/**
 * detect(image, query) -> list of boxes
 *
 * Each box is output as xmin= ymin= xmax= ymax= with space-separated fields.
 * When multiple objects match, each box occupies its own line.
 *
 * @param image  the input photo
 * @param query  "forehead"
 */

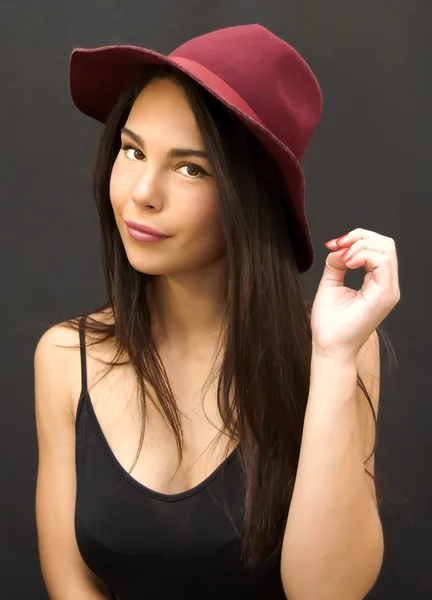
xmin=125 ymin=78 xmax=201 ymax=141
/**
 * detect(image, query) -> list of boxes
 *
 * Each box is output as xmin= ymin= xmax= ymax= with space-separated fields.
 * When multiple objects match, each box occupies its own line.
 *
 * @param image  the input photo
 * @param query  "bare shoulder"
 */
xmin=35 ymin=308 xmax=114 ymax=356
xmin=34 ymin=320 xmax=82 ymax=423
xmin=36 ymin=320 xmax=79 ymax=353
xmin=34 ymin=309 xmax=114 ymax=417
xmin=35 ymin=316 xmax=88 ymax=370
xmin=34 ymin=310 xmax=116 ymax=417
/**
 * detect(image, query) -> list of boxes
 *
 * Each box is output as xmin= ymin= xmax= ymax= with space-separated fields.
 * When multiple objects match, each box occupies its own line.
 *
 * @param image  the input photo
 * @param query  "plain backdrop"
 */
xmin=0 ymin=1 xmax=430 ymax=598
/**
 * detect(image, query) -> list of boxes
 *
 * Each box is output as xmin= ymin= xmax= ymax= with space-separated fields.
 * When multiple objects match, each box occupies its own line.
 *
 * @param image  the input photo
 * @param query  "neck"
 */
xmin=148 ymin=259 xmax=227 ymax=354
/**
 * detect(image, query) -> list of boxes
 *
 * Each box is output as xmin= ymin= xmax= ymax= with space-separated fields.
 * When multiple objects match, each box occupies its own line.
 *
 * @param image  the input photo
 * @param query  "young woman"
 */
xmin=34 ymin=24 xmax=400 ymax=600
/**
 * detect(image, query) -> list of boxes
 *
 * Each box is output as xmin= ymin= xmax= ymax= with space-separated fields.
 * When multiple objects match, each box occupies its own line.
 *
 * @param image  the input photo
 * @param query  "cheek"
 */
xmin=110 ymin=156 xmax=139 ymax=217
xmin=109 ymin=159 xmax=125 ymax=212
xmin=179 ymin=190 xmax=225 ymax=258
xmin=182 ymin=190 xmax=222 ymax=237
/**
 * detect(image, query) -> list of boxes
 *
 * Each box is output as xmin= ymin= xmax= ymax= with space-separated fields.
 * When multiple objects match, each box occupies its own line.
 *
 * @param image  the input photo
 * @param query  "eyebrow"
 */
xmin=120 ymin=127 xmax=209 ymax=160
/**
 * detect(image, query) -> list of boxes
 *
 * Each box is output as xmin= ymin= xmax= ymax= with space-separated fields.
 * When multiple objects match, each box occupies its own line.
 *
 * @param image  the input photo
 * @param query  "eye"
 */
xmin=177 ymin=164 xmax=207 ymax=179
xmin=120 ymin=143 xmax=144 ymax=161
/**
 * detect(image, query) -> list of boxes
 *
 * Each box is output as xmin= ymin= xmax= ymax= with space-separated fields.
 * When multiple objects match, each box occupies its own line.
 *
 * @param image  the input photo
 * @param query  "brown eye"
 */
xmin=186 ymin=165 xmax=200 ymax=177
xmin=178 ymin=164 xmax=206 ymax=178
xmin=121 ymin=144 xmax=144 ymax=161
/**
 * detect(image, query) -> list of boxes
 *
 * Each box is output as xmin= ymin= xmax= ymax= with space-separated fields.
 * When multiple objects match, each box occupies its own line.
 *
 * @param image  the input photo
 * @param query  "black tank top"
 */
xmin=75 ymin=316 xmax=287 ymax=599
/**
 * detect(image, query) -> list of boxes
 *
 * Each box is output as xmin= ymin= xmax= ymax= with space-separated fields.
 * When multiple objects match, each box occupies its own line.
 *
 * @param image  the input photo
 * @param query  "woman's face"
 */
xmin=110 ymin=77 xmax=225 ymax=276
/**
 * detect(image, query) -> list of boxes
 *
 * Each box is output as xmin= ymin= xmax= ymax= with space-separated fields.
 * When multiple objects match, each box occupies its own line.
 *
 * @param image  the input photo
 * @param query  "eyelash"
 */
xmin=120 ymin=143 xmax=208 ymax=178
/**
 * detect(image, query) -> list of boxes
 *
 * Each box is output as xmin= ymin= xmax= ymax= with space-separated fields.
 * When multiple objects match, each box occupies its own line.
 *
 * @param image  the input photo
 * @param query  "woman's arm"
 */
xmin=280 ymin=331 xmax=384 ymax=600
xmin=35 ymin=324 xmax=111 ymax=600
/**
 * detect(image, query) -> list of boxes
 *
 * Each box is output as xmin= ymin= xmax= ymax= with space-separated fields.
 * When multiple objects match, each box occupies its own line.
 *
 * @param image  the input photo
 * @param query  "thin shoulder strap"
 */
xmin=78 ymin=315 xmax=88 ymax=395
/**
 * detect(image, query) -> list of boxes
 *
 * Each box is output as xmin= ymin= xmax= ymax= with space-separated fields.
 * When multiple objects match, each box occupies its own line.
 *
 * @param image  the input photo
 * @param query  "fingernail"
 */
xmin=335 ymin=235 xmax=347 ymax=245
xmin=324 ymin=238 xmax=338 ymax=247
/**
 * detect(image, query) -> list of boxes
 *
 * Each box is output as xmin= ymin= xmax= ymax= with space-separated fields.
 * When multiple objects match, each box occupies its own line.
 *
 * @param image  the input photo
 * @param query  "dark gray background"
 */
xmin=1 ymin=1 xmax=430 ymax=598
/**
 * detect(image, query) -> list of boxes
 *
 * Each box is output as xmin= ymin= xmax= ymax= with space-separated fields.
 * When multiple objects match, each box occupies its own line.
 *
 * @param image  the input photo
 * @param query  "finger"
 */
xmin=320 ymin=248 xmax=350 ymax=288
xmin=342 ymin=238 xmax=399 ymax=293
xmin=342 ymin=249 xmax=395 ymax=296
xmin=325 ymin=228 xmax=391 ymax=251
xmin=340 ymin=239 xmax=394 ymax=262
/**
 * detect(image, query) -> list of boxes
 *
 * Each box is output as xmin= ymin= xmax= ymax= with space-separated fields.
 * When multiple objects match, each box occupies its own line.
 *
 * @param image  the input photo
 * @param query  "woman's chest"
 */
xmin=73 ymin=347 xmax=238 ymax=496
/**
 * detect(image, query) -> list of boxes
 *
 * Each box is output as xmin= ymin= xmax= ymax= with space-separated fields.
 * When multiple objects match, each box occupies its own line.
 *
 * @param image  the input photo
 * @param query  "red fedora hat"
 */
xmin=69 ymin=24 xmax=322 ymax=272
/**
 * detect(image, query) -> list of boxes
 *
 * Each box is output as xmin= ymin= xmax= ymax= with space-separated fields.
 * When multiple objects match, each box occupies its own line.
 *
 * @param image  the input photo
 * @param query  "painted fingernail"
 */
xmin=335 ymin=235 xmax=347 ymax=245
xmin=324 ymin=238 xmax=338 ymax=247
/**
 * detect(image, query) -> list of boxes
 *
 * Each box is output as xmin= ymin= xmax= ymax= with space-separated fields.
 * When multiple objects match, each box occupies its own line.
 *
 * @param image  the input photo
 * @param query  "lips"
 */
xmin=124 ymin=220 xmax=169 ymax=238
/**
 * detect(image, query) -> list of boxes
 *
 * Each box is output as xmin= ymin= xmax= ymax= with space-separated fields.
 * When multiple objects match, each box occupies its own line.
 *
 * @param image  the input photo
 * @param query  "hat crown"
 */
xmin=170 ymin=24 xmax=322 ymax=161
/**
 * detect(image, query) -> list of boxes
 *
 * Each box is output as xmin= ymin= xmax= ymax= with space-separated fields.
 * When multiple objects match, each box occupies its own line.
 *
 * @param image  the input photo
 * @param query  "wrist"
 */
xmin=311 ymin=341 xmax=357 ymax=364
xmin=309 ymin=351 xmax=358 ymax=408
xmin=310 ymin=348 xmax=357 ymax=376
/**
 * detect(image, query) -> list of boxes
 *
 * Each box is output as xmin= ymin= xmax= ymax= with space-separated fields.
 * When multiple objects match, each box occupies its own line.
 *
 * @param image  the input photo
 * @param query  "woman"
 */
xmin=34 ymin=24 xmax=400 ymax=600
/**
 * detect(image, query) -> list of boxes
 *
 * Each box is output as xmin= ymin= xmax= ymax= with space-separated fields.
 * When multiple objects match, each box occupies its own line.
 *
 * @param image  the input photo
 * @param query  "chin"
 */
xmin=127 ymin=259 xmax=171 ymax=276
xmin=121 ymin=241 xmax=224 ymax=277
xmin=125 ymin=251 xmax=185 ymax=276
xmin=120 ymin=240 xmax=170 ymax=275
xmin=126 ymin=256 xmax=207 ymax=277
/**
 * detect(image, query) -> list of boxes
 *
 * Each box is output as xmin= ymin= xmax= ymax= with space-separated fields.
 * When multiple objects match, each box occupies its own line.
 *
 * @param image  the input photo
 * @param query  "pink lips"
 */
xmin=124 ymin=220 xmax=170 ymax=243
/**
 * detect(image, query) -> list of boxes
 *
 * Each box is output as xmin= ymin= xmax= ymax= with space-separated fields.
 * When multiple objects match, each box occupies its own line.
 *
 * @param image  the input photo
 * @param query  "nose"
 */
xmin=131 ymin=167 xmax=164 ymax=211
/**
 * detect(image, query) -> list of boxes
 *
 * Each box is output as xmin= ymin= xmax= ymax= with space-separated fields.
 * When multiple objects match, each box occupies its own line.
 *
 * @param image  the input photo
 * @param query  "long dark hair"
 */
xmin=64 ymin=64 xmax=385 ymax=568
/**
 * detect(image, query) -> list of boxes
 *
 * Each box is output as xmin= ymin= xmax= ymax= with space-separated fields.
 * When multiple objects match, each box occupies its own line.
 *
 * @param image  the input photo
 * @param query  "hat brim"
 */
xmin=69 ymin=45 xmax=313 ymax=272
